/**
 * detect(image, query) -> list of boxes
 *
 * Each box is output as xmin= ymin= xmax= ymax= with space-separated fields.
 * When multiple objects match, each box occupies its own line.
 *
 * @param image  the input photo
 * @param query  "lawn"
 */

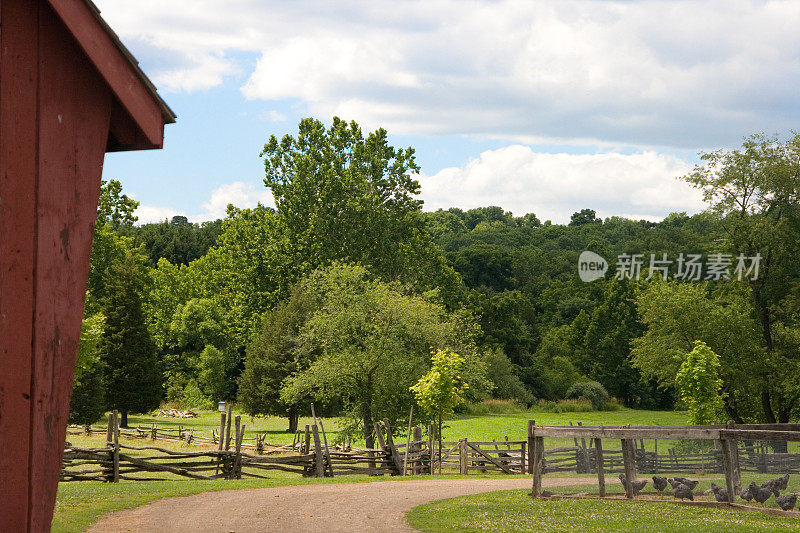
xmin=75 ymin=403 xmax=689 ymax=448
xmin=406 ymin=488 xmax=800 ymax=532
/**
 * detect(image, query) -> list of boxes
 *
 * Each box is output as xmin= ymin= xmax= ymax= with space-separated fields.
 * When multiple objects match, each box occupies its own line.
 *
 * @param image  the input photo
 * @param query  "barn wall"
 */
xmin=0 ymin=0 xmax=112 ymax=530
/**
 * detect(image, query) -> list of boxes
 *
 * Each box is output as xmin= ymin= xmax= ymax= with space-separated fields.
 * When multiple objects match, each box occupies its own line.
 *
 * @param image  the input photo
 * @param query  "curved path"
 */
xmin=88 ymin=477 xmax=594 ymax=532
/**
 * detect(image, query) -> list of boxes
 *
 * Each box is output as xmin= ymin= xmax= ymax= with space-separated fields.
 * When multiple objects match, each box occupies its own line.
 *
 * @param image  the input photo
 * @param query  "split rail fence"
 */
xmin=528 ymin=421 xmax=800 ymax=503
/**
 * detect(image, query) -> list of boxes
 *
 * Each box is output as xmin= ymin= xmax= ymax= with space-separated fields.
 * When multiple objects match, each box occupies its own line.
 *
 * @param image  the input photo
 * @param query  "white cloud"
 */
xmin=95 ymin=0 xmax=800 ymax=148
xmin=135 ymin=204 xmax=185 ymax=224
xmin=134 ymin=181 xmax=274 ymax=224
xmin=420 ymin=146 xmax=703 ymax=223
xmin=194 ymin=181 xmax=275 ymax=222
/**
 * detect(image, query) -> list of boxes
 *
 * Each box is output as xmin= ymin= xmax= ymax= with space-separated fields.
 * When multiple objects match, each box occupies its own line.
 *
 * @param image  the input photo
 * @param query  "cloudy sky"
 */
xmin=96 ymin=0 xmax=800 ymax=224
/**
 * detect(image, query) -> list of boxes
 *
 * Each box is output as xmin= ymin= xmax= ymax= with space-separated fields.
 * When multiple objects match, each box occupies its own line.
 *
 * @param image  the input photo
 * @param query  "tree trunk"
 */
xmin=362 ymin=402 xmax=375 ymax=450
xmin=761 ymin=390 xmax=777 ymax=424
xmin=363 ymin=402 xmax=375 ymax=470
xmin=121 ymin=409 xmax=128 ymax=428
xmin=288 ymin=407 xmax=299 ymax=433
xmin=722 ymin=388 xmax=744 ymax=424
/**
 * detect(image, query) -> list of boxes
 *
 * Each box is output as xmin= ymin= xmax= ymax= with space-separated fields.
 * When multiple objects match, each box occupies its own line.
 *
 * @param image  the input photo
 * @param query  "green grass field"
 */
xmin=68 ymin=405 xmax=800 ymax=532
xmin=78 ymin=403 xmax=689 ymax=447
xmin=406 ymin=488 xmax=800 ymax=532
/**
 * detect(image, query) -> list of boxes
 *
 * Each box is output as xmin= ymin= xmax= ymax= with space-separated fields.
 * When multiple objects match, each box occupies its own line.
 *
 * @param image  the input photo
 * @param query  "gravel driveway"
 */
xmin=87 ymin=477 xmax=593 ymax=532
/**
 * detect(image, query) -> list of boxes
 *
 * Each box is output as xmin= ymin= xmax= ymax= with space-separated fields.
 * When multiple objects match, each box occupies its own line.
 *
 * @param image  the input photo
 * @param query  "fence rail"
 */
xmin=527 ymin=420 xmax=800 ymax=502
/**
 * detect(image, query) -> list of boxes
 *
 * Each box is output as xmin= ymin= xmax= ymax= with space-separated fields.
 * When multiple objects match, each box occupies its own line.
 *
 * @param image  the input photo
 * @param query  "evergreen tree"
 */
xmin=99 ymin=247 xmax=161 ymax=427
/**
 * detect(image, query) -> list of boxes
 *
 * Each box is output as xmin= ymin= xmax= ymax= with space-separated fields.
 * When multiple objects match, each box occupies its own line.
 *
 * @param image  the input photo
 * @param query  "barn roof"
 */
xmin=47 ymin=0 xmax=176 ymax=151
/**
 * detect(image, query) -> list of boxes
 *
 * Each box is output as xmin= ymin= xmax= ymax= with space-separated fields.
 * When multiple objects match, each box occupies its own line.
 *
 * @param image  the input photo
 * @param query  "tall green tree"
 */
xmin=99 ymin=247 xmax=161 ymax=427
xmin=631 ymin=281 xmax=765 ymax=422
xmin=581 ymin=280 xmax=647 ymax=406
xmin=261 ymin=117 xmax=463 ymax=304
xmin=69 ymin=314 xmax=107 ymax=425
xmin=238 ymin=287 xmax=317 ymax=432
xmin=682 ymin=133 xmax=800 ymax=422
xmin=281 ymin=264 xmax=487 ymax=449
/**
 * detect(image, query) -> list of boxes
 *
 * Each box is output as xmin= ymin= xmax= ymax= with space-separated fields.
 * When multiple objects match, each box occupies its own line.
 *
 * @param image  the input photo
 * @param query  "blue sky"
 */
xmin=96 ymin=0 xmax=800 ymax=224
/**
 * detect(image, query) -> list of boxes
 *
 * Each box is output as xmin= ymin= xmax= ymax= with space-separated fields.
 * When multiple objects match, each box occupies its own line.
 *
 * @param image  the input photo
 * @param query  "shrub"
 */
xmin=565 ymin=381 xmax=609 ymax=410
xmin=534 ymin=399 xmax=595 ymax=413
xmin=459 ymin=399 xmax=529 ymax=415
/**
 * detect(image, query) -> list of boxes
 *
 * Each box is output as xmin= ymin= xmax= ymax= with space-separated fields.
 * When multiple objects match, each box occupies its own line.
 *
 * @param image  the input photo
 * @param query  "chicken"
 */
xmin=619 ymin=473 xmax=647 ymax=495
xmin=762 ymin=473 xmax=790 ymax=497
xmin=673 ymin=477 xmax=699 ymax=490
xmin=776 ymin=493 xmax=797 ymax=511
xmin=673 ymin=483 xmax=694 ymax=501
xmin=739 ymin=481 xmax=756 ymax=502
xmin=753 ymin=484 xmax=773 ymax=504
xmin=710 ymin=482 xmax=728 ymax=502
xmin=652 ymin=476 xmax=668 ymax=493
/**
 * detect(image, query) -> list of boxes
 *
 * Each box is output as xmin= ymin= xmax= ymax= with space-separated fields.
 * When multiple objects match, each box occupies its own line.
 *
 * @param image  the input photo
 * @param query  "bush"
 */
xmin=565 ymin=381 xmax=609 ymax=410
xmin=459 ymin=399 xmax=529 ymax=415
xmin=181 ymin=379 xmax=213 ymax=410
xmin=533 ymin=399 xmax=595 ymax=413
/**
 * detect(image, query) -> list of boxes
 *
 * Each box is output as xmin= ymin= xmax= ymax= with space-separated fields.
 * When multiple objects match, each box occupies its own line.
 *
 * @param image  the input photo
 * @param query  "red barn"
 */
xmin=0 ymin=0 xmax=174 ymax=530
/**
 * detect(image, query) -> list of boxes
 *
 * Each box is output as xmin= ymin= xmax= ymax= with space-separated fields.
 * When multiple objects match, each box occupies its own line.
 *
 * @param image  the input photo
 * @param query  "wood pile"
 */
xmin=155 ymin=408 xmax=198 ymax=418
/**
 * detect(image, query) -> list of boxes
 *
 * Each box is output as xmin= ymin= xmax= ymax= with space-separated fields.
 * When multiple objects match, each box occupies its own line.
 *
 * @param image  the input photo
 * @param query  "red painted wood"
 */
xmin=46 ymin=0 xmax=171 ymax=149
xmin=0 ymin=1 xmax=170 ymax=530
xmin=26 ymin=3 xmax=113 ymax=530
xmin=0 ymin=0 xmax=40 ymax=529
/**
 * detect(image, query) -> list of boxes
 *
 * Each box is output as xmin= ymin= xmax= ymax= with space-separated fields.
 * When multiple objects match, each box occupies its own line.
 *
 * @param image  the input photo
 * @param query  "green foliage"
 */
xmin=411 ymin=349 xmax=469 ymax=418
xmin=675 ymin=341 xmax=724 ymax=425
xmin=123 ymin=217 xmax=223 ymax=266
xmin=98 ymin=247 xmax=162 ymax=426
xmin=482 ymin=349 xmax=533 ymax=404
xmin=682 ymin=133 xmax=800 ymax=423
xmin=96 ymin=179 xmax=139 ymax=229
xmin=565 ymin=381 xmax=609 ymax=410
xmin=180 ymin=379 xmax=214 ymax=410
xmin=69 ymin=314 xmax=107 ymax=425
xmin=238 ymin=286 xmax=317 ymax=431
xmin=281 ymin=264 xmax=484 ymax=446
xmin=631 ymin=281 xmax=762 ymax=422
xmin=262 ymin=117 xmax=463 ymax=306
xmin=534 ymin=399 xmax=597 ymax=413
xmin=197 ymin=345 xmax=227 ymax=402
xmin=569 ymin=208 xmax=601 ymax=226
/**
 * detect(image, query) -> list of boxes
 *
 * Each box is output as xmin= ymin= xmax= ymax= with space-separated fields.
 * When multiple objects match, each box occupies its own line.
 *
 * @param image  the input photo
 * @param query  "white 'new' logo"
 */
xmin=578 ymin=251 xmax=608 ymax=282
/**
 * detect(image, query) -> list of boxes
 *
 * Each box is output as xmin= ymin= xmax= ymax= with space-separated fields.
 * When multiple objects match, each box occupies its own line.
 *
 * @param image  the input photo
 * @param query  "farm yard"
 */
xmin=53 ymin=406 xmax=800 ymax=531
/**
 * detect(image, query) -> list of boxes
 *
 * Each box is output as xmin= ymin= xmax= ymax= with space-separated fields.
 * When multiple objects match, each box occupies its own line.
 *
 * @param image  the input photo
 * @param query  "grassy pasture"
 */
xmin=406 ymin=487 xmax=800 ymax=532
xmin=76 ymin=404 xmax=688 ymax=447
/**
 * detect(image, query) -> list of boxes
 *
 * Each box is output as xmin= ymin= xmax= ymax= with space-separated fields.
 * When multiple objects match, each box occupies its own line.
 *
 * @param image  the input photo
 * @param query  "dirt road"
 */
xmin=88 ymin=477 xmax=593 ymax=532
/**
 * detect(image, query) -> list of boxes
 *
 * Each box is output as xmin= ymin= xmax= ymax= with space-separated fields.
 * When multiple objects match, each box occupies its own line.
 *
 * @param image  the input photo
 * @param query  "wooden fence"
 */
xmin=528 ymin=421 xmax=800 ymax=502
xmin=61 ymin=413 xmax=535 ymax=482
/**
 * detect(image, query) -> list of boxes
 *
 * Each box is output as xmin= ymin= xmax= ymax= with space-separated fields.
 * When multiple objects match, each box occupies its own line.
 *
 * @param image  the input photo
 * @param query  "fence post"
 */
xmin=304 ymin=425 xmax=311 ymax=455
xmin=215 ymin=411 xmax=226 ymax=476
xmin=311 ymin=424 xmax=325 ymax=477
xmin=382 ymin=419 xmax=403 ymax=475
xmin=412 ymin=426 xmax=422 ymax=474
xmin=112 ymin=410 xmax=120 ymax=483
xmin=595 ymin=438 xmax=605 ymax=497
xmin=520 ymin=440 xmax=526 ymax=474
xmin=225 ymin=404 xmax=233 ymax=451
xmin=234 ymin=420 xmax=244 ymax=479
xmin=459 ymin=438 xmax=468 ymax=475
xmin=721 ymin=422 xmax=741 ymax=501
xmin=527 ymin=420 xmax=534 ymax=475
xmin=621 ymin=438 xmax=636 ymax=498
xmin=530 ymin=422 xmax=543 ymax=497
